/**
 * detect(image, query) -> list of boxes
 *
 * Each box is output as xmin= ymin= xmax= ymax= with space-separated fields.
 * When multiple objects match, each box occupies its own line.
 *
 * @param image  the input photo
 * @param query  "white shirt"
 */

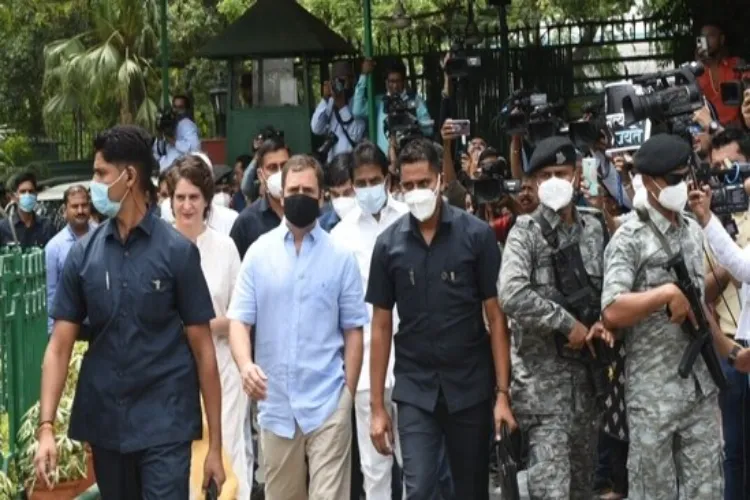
xmin=703 ymin=215 xmax=750 ymax=342
xmin=330 ymin=195 xmax=408 ymax=391
xmin=160 ymin=198 xmax=238 ymax=236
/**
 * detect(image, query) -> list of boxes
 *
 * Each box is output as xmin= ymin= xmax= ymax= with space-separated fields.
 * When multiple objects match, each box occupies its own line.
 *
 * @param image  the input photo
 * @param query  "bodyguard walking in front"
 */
xmin=34 ymin=125 xmax=225 ymax=499
xmin=367 ymin=138 xmax=515 ymax=500
xmin=228 ymin=154 xmax=368 ymax=500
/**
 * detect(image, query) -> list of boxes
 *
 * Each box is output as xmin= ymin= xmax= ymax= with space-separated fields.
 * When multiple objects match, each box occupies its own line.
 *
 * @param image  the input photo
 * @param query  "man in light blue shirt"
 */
xmin=352 ymin=59 xmax=433 ymax=155
xmin=228 ymin=154 xmax=367 ymax=500
xmin=311 ymin=61 xmax=365 ymax=163
xmin=44 ymin=185 xmax=94 ymax=334
xmin=153 ymin=94 xmax=201 ymax=172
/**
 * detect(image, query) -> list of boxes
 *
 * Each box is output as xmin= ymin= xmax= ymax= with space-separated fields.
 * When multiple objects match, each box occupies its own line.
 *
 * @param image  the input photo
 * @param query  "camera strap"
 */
xmin=333 ymin=105 xmax=356 ymax=148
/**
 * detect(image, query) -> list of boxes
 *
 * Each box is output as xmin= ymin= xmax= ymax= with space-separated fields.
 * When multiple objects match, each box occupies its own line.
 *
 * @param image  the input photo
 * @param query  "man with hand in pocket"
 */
xmin=228 ymin=154 xmax=368 ymax=500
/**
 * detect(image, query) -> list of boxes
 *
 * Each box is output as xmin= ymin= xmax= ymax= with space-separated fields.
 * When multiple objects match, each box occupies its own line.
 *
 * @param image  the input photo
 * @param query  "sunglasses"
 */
xmin=662 ymin=171 xmax=689 ymax=186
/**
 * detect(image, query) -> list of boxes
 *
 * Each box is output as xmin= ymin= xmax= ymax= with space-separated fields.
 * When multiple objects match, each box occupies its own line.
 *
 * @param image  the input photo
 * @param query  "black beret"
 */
xmin=212 ymin=164 xmax=233 ymax=184
xmin=527 ymin=136 xmax=577 ymax=174
xmin=634 ymin=134 xmax=692 ymax=176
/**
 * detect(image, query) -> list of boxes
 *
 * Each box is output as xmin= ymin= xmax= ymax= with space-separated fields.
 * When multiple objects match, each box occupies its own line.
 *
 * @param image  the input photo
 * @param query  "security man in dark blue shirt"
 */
xmin=34 ymin=125 xmax=226 ymax=499
xmin=366 ymin=138 xmax=516 ymax=500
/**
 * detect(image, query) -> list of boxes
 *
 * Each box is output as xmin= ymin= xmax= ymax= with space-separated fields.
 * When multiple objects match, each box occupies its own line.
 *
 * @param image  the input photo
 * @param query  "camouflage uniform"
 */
xmin=499 ymin=204 xmax=605 ymax=500
xmin=601 ymin=205 xmax=723 ymax=499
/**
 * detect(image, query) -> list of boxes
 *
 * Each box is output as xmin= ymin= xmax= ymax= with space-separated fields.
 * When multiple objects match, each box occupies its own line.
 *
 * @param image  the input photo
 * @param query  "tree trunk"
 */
xmin=119 ymin=104 xmax=134 ymax=125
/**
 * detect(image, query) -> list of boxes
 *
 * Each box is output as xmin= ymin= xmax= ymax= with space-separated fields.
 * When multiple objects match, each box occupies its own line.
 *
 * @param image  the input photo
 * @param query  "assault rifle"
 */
xmin=667 ymin=254 xmax=727 ymax=390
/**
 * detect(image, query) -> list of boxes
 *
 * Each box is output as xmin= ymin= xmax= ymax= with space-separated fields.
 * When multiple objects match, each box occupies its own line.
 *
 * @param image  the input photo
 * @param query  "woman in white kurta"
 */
xmin=167 ymin=155 xmax=248 ymax=500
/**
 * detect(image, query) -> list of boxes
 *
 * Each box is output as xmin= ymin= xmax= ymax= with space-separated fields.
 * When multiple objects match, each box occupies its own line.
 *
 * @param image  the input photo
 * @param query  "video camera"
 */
xmin=621 ymin=62 xmax=705 ymax=136
xmin=568 ymin=101 xmax=608 ymax=153
xmin=470 ymin=158 xmax=521 ymax=205
xmin=720 ymin=64 xmax=750 ymax=107
xmin=444 ymin=38 xmax=481 ymax=79
xmin=500 ymin=90 xmax=566 ymax=144
xmin=383 ymin=93 xmax=422 ymax=151
xmin=694 ymin=160 xmax=750 ymax=216
xmin=156 ymin=108 xmax=178 ymax=138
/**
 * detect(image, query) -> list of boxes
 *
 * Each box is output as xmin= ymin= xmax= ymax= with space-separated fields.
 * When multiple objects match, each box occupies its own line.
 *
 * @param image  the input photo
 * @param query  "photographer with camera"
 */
xmin=311 ymin=61 xmax=365 ymax=163
xmin=352 ymin=59 xmax=433 ymax=156
xmin=693 ymin=128 xmax=750 ymax=499
xmin=695 ymin=23 xmax=749 ymax=127
xmin=153 ymin=95 xmax=201 ymax=172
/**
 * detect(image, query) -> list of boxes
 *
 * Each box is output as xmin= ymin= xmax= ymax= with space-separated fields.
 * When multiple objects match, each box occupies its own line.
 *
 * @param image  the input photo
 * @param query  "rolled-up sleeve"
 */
xmin=601 ymin=229 xmax=637 ymax=310
xmin=311 ymin=99 xmax=332 ymax=135
xmin=475 ymin=225 xmax=501 ymax=300
xmin=175 ymin=244 xmax=215 ymax=325
xmin=338 ymin=252 xmax=368 ymax=330
xmin=50 ymin=242 xmax=86 ymax=324
xmin=365 ymin=237 xmax=395 ymax=310
xmin=227 ymin=246 xmax=258 ymax=325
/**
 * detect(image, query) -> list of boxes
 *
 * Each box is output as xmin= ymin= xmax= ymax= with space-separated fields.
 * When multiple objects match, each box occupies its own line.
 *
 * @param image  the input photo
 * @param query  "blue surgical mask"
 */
xmin=18 ymin=193 xmax=37 ymax=213
xmin=90 ymin=171 xmax=127 ymax=218
xmin=355 ymin=183 xmax=387 ymax=215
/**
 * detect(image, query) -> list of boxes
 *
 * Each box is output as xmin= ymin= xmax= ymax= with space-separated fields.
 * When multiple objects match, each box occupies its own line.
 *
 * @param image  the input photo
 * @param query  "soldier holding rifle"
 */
xmin=602 ymin=134 xmax=750 ymax=498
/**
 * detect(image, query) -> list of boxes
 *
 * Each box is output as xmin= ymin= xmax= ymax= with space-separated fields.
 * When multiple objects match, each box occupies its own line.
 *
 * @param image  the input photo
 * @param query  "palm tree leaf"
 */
xmin=135 ymin=97 xmax=158 ymax=129
xmin=117 ymin=58 xmax=143 ymax=91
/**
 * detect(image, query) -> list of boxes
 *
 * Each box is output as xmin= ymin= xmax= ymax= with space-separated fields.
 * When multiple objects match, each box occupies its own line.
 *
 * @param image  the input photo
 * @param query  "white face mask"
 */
xmin=657 ymin=180 xmax=688 ymax=212
xmin=537 ymin=176 xmax=575 ymax=211
xmin=332 ymin=196 xmax=357 ymax=219
xmin=266 ymin=171 xmax=283 ymax=199
xmin=404 ymin=176 xmax=440 ymax=221
xmin=213 ymin=192 xmax=231 ymax=208
xmin=631 ymin=174 xmax=649 ymax=210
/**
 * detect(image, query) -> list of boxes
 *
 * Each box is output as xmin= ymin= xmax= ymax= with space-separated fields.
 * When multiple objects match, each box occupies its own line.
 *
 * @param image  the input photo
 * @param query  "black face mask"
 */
xmin=284 ymin=194 xmax=320 ymax=228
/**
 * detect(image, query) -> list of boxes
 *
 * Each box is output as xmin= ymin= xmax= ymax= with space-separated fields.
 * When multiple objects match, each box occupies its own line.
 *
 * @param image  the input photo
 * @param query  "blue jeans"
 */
xmin=719 ymin=348 xmax=750 ymax=500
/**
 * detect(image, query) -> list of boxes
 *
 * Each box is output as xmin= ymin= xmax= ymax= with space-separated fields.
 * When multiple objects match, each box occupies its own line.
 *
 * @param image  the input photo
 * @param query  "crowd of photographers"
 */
xmin=7 ymin=19 xmax=750 ymax=500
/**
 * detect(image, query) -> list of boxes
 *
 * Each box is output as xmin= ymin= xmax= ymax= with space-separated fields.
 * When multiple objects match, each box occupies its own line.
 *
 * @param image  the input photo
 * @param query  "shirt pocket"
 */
xmin=439 ymin=262 xmax=477 ymax=305
xmin=137 ymin=277 xmax=176 ymax=327
xmin=393 ymin=263 xmax=421 ymax=316
xmin=81 ymin=277 xmax=112 ymax=329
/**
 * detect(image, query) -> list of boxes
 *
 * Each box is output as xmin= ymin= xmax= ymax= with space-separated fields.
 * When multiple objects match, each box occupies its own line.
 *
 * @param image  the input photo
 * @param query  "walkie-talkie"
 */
xmin=205 ymin=479 xmax=219 ymax=500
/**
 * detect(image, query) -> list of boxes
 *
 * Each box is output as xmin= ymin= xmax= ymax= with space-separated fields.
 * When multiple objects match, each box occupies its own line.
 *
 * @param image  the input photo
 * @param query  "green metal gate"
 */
xmin=0 ymin=247 xmax=48 ymax=474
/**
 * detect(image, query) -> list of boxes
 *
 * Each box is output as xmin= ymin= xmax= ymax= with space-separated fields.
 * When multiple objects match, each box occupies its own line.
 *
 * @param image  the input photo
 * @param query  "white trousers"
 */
xmin=218 ymin=343 xmax=250 ymax=500
xmin=355 ymin=388 xmax=404 ymax=500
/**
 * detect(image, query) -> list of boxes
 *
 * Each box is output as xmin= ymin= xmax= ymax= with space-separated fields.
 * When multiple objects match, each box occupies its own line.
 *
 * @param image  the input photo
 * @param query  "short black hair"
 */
xmin=711 ymin=127 xmax=750 ymax=159
xmin=397 ymin=138 xmax=441 ymax=173
xmin=235 ymin=154 xmax=253 ymax=170
xmin=352 ymin=141 xmax=388 ymax=177
xmin=326 ymin=153 xmax=354 ymax=188
xmin=12 ymin=171 xmax=38 ymax=192
xmin=256 ymin=137 xmax=290 ymax=169
xmin=172 ymin=94 xmax=191 ymax=109
xmin=93 ymin=125 xmax=157 ymax=202
xmin=386 ymin=60 xmax=407 ymax=79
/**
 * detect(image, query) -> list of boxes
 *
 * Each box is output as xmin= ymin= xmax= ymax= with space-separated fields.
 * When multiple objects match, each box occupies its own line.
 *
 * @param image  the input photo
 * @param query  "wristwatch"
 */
xmin=728 ymin=344 xmax=742 ymax=367
xmin=708 ymin=121 xmax=721 ymax=135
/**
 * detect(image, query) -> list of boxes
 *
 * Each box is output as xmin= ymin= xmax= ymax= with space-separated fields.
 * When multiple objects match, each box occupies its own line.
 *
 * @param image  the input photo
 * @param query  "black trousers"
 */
xmin=91 ymin=441 xmax=191 ymax=500
xmin=398 ymin=396 xmax=491 ymax=500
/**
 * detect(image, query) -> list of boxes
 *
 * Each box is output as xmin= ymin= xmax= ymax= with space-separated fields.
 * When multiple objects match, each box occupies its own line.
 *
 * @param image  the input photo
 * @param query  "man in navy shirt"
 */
xmin=34 ymin=125 xmax=225 ymax=499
